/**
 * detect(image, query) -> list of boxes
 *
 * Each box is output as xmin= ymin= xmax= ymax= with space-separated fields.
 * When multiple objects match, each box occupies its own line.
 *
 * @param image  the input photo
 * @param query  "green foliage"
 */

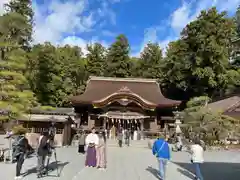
xmin=0 ymin=48 xmax=36 ymax=121
xmin=1 ymin=2 xmax=240 ymax=121
xmin=163 ymin=7 xmax=238 ymax=99
xmin=183 ymin=96 xmax=240 ymax=140
xmin=0 ymin=0 xmax=36 ymax=122
xmin=27 ymin=43 xmax=87 ymax=107
xmin=138 ymin=43 xmax=164 ymax=80
xmin=5 ymin=0 xmax=33 ymax=47
xmin=39 ymin=106 xmax=56 ymax=111
xmin=86 ymin=43 xmax=106 ymax=76
xmin=186 ymin=96 xmax=211 ymax=109
xmin=12 ymin=124 xmax=27 ymax=135
xmin=235 ymin=6 xmax=240 ymax=37
xmin=105 ymin=34 xmax=131 ymax=77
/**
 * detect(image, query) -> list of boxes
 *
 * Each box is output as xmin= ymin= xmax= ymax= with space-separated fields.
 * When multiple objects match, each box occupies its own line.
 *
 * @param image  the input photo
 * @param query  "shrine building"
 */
xmin=70 ymin=76 xmax=181 ymax=132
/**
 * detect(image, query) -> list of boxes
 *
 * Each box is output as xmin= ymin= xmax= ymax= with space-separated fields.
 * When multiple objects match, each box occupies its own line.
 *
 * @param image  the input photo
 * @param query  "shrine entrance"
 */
xmin=70 ymin=76 xmax=181 ymax=133
xmin=99 ymin=111 xmax=148 ymax=131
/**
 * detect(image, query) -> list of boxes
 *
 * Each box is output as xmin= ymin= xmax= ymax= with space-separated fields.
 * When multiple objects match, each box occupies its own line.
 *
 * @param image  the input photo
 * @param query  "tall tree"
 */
xmin=30 ymin=43 xmax=61 ymax=106
xmin=235 ymin=6 xmax=240 ymax=37
xmin=28 ymin=43 xmax=87 ymax=106
xmin=5 ymin=0 xmax=33 ymax=48
xmin=138 ymin=43 xmax=164 ymax=80
xmin=164 ymin=7 xmax=236 ymax=99
xmin=162 ymin=40 xmax=191 ymax=100
xmin=129 ymin=57 xmax=140 ymax=77
xmin=86 ymin=43 xmax=106 ymax=76
xmin=57 ymin=45 xmax=87 ymax=99
xmin=0 ymin=47 xmax=36 ymax=121
xmin=0 ymin=1 xmax=36 ymax=121
xmin=105 ymin=34 xmax=131 ymax=77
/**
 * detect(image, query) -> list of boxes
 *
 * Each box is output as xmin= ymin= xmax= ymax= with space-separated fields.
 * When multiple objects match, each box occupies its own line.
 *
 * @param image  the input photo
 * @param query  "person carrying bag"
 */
xmin=152 ymin=137 xmax=170 ymax=180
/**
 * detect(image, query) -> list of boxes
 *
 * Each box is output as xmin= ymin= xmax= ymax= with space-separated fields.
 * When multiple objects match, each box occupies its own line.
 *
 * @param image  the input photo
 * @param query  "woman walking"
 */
xmin=96 ymin=131 xmax=107 ymax=169
xmin=190 ymin=138 xmax=204 ymax=180
xmin=85 ymin=127 xmax=99 ymax=167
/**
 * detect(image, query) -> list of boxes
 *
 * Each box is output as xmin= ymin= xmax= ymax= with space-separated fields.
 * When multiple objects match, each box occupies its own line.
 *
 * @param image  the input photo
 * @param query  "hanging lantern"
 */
xmin=112 ymin=118 xmax=114 ymax=123
xmin=135 ymin=119 xmax=137 ymax=124
xmin=127 ymin=120 xmax=129 ymax=124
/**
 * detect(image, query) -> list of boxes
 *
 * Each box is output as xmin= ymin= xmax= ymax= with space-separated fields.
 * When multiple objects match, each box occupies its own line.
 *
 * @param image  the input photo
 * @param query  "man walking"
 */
xmin=125 ymin=129 xmax=130 ymax=146
xmin=37 ymin=130 xmax=50 ymax=178
xmin=118 ymin=129 xmax=123 ymax=148
xmin=152 ymin=136 xmax=170 ymax=180
xmin=13 ymin=131 xmax=29 ymax=179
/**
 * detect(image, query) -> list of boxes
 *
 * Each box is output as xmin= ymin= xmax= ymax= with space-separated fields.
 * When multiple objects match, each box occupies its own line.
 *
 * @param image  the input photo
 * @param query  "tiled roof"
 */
xmin=71 ymin=76 xmax=181 ymax=108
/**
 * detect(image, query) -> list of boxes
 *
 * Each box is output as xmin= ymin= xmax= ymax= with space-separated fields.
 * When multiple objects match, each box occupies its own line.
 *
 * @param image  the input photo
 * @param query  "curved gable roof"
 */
xmin=71 ymin=76 xmax=181 ymax=108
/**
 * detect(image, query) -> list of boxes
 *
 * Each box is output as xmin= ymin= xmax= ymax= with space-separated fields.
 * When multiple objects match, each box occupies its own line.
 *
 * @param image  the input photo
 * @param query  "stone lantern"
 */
xmin=173 ymin=111 xmax=183 ymax=134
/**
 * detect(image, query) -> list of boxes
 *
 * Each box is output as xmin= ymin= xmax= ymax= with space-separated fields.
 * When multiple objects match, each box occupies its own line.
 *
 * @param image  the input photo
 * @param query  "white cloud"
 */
xmin=132 ymin=27 xmax=158 ymax=57
xmin=0 ymin=0 xmax=114 ymax=56
xmin=61 ymin=36 xmax=88 ymax=55
xmin=97 ymin=1 xmax=116 ymax=25
xmin=0 ymin=0 xmax=9 ymax=15
xmin=102 ymin=30 xmax=118 ymax=37
xmin=33 ymin=0 xmax=91 ymax=44
xmin=159 ymin=0 xmax=240 ymax=54
xmin=134 ymin=0 xmax=240 ymax=57
xmin=31 ymin=0 xmax=116 ymax=55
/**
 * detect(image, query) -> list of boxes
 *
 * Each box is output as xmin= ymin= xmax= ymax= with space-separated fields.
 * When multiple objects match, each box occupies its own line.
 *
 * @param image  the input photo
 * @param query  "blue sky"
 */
xmin=0 ymin=0 xmax=240 ymax=56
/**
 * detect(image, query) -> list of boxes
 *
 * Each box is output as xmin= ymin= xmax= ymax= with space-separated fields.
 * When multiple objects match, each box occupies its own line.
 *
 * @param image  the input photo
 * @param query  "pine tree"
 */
xmin=5 ymin=0 xmax=33 ymax=48
xmin=138 ymin=43 xmax=164 ymax=80
xmin=0 ymin=46 xmax=36 ymax=121
xmin=86 ymin=43 xmax=106 ymax=76
xmin=105 ymin=34 xmax=131 ymax=77
xmin=0 ymin=1 xmax=36 ymax=121
xmin=235 ymin=6 xmax=240 ymax=37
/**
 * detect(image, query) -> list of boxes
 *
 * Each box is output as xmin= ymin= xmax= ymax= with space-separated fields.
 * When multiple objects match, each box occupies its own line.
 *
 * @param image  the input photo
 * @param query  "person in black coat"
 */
xmin=36 ymin=130 xmax=50 ymax=177
xmin=13 ymin=131 xmax=29 ymax=179
xmin=78 ymin=131 xmax=86 ymax=154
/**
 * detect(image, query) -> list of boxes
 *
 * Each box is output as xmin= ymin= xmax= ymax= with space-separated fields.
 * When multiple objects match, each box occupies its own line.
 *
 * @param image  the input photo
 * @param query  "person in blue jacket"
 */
xmin=152 ymin=136 xmax=170 ymax=180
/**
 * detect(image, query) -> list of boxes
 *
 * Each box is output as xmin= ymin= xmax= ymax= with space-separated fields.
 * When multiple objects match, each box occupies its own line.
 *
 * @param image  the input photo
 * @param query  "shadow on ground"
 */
xmin=174 ymin=162 xmax=240 ymax=180
xmin=23 ymin=161 xmax=69 ymax=178
xmin=146 ymin=166 xmax=160 ymax=180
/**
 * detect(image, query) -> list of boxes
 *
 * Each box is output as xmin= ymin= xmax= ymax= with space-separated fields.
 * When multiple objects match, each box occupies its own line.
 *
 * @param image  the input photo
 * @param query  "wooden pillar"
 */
xmin=140 ymin=119 xmax=144 ymax=140
xmin=77 ymin=113 xmax=81 ymax=128
xmin=88 ymin=113 xmax=91 ymax=129
xmin=103 ymin=117 xmax=107 ymax=129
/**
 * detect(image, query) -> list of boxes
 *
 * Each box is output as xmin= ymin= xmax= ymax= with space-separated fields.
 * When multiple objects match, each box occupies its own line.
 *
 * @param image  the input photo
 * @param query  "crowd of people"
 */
xmin=7 ymin=122 xmax=57 ymax=179
xmin=4 ymin=124 xmax=205 ymax=180
xmin=77 ymin=126 xmax=134 ymax=170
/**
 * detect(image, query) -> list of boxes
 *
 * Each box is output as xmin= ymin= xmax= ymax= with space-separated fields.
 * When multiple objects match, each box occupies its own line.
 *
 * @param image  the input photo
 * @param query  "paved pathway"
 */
xmin=1 ymin=144 xmax=240 ymax=180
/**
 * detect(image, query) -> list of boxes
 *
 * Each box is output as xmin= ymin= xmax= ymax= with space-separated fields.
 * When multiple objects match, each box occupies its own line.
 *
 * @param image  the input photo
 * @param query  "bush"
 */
xmin=12 ymin=125 xmax=27 ymax=135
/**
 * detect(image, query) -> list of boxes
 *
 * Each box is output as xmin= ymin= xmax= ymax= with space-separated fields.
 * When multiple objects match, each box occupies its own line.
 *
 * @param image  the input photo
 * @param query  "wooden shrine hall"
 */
xmin=70 ymin=76 xmax=181 ymax=132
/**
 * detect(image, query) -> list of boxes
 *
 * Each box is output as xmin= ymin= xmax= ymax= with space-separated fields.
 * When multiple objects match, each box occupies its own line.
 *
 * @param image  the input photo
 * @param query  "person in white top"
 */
xmin=85 ymin=127 xmax=99 ymax=167
xmin=133 ymin=130 xmax=138 ymax=140
xmin=190 ymin=138 xmax=204 ymax=180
